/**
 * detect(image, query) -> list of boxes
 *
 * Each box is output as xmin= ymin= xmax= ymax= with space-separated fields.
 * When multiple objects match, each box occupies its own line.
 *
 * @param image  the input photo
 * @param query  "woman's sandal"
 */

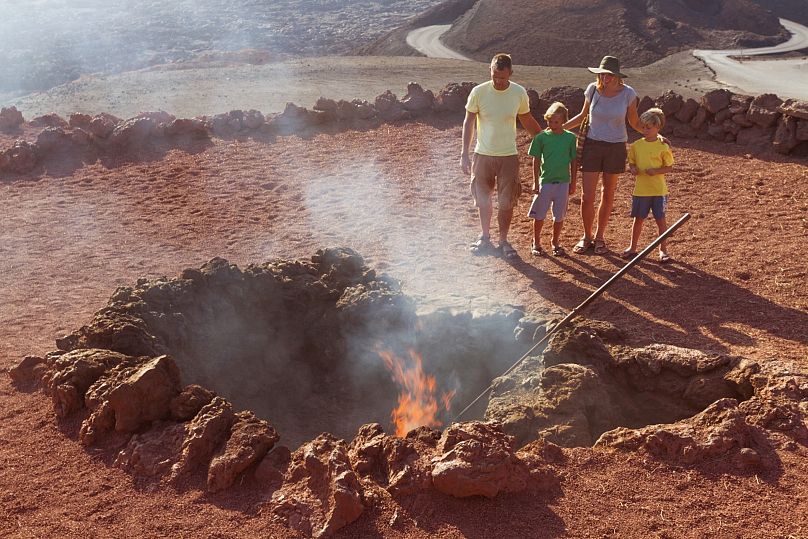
xmin=620 ymin=249 xmax=637 ymax=260
xmin=659 ymin=252 xmax=673 ymax=264
xmin=552 ymin=245 xmax=566 ymax=257
xmin=593 ymin=239 xmax=608 ymax=255
xmin=531 ymin=244 xmax=545 ymax=257
xmin=572 ymin=237 xmax=593 ymax=254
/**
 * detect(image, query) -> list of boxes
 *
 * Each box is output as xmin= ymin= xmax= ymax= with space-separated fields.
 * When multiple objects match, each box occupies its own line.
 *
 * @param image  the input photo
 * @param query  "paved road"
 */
xmin=693 ymin=18 xmax=808 ymax=99
xmin=406 ymin=24 xmax=472 ymax=61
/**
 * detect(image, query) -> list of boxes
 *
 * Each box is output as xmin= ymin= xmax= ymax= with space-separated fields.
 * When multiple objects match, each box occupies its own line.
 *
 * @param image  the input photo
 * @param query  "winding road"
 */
xmin=406 ymin=24 xmax=471 ymax=61
xmin=693 ymin=18 xmax=808 ymax=99
xmin=407 ymin=18 xmax=808 ymax=99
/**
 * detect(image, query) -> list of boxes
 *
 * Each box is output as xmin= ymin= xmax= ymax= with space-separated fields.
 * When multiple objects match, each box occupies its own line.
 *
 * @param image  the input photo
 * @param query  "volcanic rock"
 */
xmin=79 ymin=355 xmax=182 ymax=446
xmin=109 ymin=117 xmax=159 ymax=147
xmin=170 ymin=396 xmax=236 ymax=479
xmin=675 ymin=98 xmax=700 ymax=123
xmin=596 ymin=398 xmax=753 ymax=464
xmin=165 ymin=118 xmax=209 ymax=139
xmin=114 ymin=420 xmax=186 ymax=477
xmin=255 ymin=445 xmax=292 ymax=484
xmin=265 ymin=103 xmax=328 ymax=134
xmin=773 ymin=115 xmax=800 ymax=154
xmin=433 ymin=82 xmax=475 ymax=113
xmin=29 ymin=113 xmax=68 ymax=129
xmin=68 ymin=113 xmax=93 ymax=130
xmin=41 ymin=348 xmax=139 ymax=418
xmin=401 ymin=82 xmax=434 ymax=115
xmin=348 ymin=423 xmax=439 ymax=497
xmin=2 ymin=141 xmax=38 ymax=174
xmin=374 ymin=90 xmax=408 ymax=122
xmin=242 ymin=109 xmax=265 ymax=130
xmin=701 ymin=89 xmax=732 ymax=114
xmin=0 ymin=106 xmax=24 ymax=130
xmin=690 ymin=106 xmax=710 ymax=130
xmin=431 ymin=421 xmax=529 ymax=498
xmin=657 ymin=90 xmax=684 ymax=116
xmin=728 ymin=94 xmax=753 ymax=115
xmin=732 ymin=113 xmax=755 ymax=128
xmin=36 ymin=127 xmax=73 ymax=152
xmin=9 ymin=355 xmax=47 ymax=385
xmin=779 ymin=98 xmax=808 ymax=121
xmin=207 ymin=411 xmax=279 ymax=492
xmin=271 ymin=433 xmax=364 ymax=538
xmin=88 ymin=113 xmax=120 ymax=138
xmin=736 ymin=126 xmax=775 ymax=147
xmin=539 ymin=86 xmax=585 ymax=119
xmin=637 ymin=95 xmax=655 ymax=116
xmin=58 ymin=309 xmax=162 ymax=357
xmin=747 ymin=94 xmax=783 ymax=128
xmin=797 ymin=120 xmax=808 ymax=142
xmin=170 ymin=384 xmax=216 ymax=421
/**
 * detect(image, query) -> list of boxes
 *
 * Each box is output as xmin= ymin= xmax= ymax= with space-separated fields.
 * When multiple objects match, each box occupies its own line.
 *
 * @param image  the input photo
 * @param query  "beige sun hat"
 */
xmin=587 ymin=56 xmax=628 ymax=78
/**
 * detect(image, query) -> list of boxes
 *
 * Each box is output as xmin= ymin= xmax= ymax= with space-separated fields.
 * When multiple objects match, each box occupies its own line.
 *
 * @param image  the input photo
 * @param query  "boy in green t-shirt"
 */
xmin=622 ymin=107 xmax=675 ymax=263
xmin=526 ymin=102 xmax=578 ymax=256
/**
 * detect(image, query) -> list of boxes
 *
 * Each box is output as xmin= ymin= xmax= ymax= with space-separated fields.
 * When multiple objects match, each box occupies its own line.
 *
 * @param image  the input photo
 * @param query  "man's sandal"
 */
xmin=552 ymin=245 xmax=567 ymax=257
xmin=470 ymin=236 xmax=493 ymax=255
xmin=593 ymin=239 xmax=609 ymax=255
xmin=531 ymin=244 xmax=545 ymax=257
xmin=499 ymin=240 xmax=518 ymax=259
xmin=659 ymin=252 xmax=673 ymax=264
xmin=572 ymin=237 xmax=593 ymax=254
xmin=620 ymin=249 xmax=637 ymax=260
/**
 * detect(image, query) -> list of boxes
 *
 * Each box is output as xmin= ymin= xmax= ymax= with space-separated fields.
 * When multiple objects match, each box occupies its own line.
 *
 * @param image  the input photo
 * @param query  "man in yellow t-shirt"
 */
xmin=461 ymin=53 xmax=541 ymax=258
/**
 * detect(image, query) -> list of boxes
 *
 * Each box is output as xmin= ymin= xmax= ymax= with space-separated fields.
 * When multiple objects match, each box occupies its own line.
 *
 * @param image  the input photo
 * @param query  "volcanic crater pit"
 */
xmin=10 ymin=248 xmax=806 ymax=537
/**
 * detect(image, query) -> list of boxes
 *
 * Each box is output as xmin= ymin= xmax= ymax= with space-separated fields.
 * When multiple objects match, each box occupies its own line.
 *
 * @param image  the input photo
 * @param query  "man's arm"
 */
xmin=518 ymin=112 xmax=541 ymax=137
xmin=461 ymin=110 xmax=476 ymax=175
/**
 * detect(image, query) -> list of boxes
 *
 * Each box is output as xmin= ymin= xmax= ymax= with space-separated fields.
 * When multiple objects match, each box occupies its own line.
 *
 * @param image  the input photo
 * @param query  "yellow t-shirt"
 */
xmin=628 ymin=138 xmax=674 ymax=196
xmin=465 ymin=81 xmax=530 ymax=156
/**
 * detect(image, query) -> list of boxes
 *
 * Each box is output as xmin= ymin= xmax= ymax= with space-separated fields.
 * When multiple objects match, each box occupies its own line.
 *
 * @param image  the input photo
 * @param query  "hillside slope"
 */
xmin=441 ymin=0 xmax=786 ymax=66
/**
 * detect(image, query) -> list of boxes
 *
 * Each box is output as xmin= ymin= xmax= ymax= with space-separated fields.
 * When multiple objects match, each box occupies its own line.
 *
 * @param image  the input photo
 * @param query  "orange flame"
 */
xmin=377 ymin=347 xmax=455 ymax=437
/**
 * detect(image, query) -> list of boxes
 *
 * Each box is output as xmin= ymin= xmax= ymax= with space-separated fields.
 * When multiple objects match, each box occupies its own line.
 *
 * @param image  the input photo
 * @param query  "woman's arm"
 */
xmin=564 ymin=97 xmax=590 ymax=130
xmin=626 ymin=97 xmax=642 ymax=134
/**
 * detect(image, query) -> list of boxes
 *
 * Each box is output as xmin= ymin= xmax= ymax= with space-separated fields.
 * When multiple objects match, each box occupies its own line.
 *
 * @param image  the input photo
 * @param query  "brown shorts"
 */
xmin=581 ymin=138 xmax=627 ymax=174
xmin=469 ymin=153 xmax=521 ymax=211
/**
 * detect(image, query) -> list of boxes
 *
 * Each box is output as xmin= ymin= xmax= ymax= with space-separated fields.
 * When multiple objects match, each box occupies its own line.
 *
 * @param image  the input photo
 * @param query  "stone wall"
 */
xmin=1 ymin=83 xmax=805 ymax=176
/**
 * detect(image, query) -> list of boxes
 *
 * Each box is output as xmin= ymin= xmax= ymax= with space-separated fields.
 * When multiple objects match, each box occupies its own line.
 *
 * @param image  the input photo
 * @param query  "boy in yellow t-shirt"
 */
xmin=622 ymin=108 xmax=675 ymax=263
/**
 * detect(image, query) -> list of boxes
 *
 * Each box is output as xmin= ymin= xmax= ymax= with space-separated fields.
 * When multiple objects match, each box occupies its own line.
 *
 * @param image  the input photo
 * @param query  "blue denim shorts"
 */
xmin=631 ymin=195 xmax=667 ymax=219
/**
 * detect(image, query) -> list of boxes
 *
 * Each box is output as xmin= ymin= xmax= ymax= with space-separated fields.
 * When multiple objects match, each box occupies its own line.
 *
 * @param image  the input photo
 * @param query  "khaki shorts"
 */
xmin=470 ymin=153 xmax=521 ymax=211
xmin=581 ymin=138 xmax=627 ymax=174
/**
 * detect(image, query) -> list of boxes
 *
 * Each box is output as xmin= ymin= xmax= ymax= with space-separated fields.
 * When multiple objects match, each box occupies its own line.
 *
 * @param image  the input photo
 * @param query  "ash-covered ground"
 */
xmin=0 ymin=0 xmax=443 ymax=97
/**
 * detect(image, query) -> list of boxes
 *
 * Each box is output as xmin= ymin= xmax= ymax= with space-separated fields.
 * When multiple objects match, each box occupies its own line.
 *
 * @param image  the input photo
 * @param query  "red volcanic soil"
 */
xmin=1 ymin=119 xmax=807 ymax=537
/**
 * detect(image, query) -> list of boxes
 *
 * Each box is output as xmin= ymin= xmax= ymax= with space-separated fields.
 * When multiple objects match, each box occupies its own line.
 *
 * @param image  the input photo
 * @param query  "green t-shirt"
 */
xmin=527 ymin=129 xmax=577 ymax=184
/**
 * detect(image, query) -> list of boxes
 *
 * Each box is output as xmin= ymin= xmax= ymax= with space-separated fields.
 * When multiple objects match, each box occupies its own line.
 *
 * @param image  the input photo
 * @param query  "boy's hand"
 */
xmin=531 ymin=184 xmax=539 ymax=194
xmin=646 ymin=167 xmax=657 ymax=176
xmin=629 ymin=164 xmax=638 ymax=176
xmin=569 ymin=180 xmax=577 ymax=195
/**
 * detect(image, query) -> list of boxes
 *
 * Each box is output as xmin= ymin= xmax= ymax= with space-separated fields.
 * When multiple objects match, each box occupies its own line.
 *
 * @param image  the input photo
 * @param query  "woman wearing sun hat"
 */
xmin=564 ymin=55 xmax=642 ymax=255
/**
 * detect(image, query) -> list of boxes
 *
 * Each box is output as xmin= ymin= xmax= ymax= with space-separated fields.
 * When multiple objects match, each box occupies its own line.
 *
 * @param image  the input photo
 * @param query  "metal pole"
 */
xmin=452 ymin=212 xmax=691 ymax=422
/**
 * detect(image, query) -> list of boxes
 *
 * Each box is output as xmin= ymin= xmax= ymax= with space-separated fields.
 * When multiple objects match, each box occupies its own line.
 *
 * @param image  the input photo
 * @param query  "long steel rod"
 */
xmin=452 ymin=212 xmax=691 ymax=422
